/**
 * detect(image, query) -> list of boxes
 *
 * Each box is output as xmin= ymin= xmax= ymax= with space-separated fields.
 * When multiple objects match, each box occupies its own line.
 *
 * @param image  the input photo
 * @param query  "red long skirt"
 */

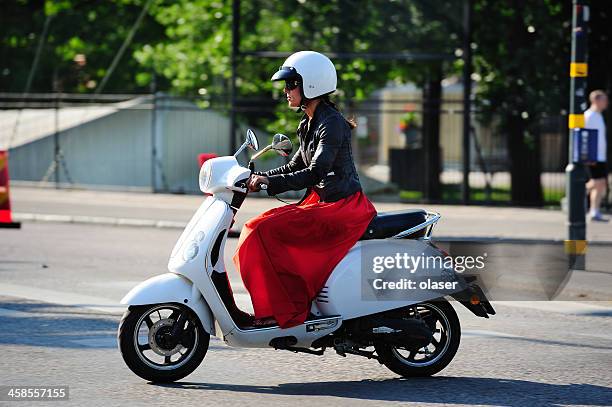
xmin=233 ymin=190 xmax=376 ymax=328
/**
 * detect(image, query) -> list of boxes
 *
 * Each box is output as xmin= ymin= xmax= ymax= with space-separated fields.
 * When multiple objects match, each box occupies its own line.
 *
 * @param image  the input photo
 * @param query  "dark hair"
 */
xmin=321 ymin=95 xmax=357 ymax=129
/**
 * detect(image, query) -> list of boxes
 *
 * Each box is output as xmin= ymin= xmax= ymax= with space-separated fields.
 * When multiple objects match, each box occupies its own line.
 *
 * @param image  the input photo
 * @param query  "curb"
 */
xmin=14 ymin=212 xmax=187 ymax=229
xmin=13 ymin=212 xmax=243 ymax=237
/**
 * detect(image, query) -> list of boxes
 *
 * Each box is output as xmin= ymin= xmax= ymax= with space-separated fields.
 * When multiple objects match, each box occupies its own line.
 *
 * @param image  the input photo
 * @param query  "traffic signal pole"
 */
xmin=461 ymin=0 xmax=473 ymax=204
xmin=565 ymin=0 xmax=589 ymax=261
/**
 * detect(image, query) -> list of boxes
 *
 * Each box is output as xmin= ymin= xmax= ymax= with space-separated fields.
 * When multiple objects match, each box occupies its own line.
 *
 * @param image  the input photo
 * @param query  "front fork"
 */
xmin=165 ymin=309 xmax=196 ymax=349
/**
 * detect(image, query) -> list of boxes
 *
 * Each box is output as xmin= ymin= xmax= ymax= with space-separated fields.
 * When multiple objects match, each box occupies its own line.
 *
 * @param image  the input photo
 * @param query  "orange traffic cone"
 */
xmin=0 ymin=150 xmax=21 ymax=229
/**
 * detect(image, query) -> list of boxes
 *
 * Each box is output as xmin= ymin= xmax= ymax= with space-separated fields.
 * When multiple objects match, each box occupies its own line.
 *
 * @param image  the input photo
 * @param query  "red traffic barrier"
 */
xmin=198 ymin=153 xmax=218 ymax=168
xmin=0 ymin=150 xmax=21 ymax=229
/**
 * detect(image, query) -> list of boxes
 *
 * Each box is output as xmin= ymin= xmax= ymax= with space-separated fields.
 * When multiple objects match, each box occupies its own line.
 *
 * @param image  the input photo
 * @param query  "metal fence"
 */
xmin=340 ymin=94 xmax=570 ymax=207
xmin=0 ymin=92 xmax=592 ymax=207
xmin=0 ymin=93 xmax=288 ymax=194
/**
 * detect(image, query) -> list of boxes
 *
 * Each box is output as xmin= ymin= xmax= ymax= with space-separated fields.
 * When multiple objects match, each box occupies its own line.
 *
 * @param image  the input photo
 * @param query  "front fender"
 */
xmin=121 ymin=273 xmax=215 ymax=335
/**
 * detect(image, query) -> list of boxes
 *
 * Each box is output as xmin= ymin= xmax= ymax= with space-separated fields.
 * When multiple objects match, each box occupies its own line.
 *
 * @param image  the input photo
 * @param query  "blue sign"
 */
xmin=571 ymin=128 xmax=598 ymax=163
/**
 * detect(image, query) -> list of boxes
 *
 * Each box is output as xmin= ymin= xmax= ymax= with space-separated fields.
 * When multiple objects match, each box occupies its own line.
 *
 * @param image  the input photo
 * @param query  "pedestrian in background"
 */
xmin=584 ymin=90 xmax=609 ymax=222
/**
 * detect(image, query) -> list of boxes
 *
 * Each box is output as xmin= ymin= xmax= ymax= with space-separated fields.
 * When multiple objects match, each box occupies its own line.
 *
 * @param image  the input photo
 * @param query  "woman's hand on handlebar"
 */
xmin=248 ymin=174 xmax=270 ymax=192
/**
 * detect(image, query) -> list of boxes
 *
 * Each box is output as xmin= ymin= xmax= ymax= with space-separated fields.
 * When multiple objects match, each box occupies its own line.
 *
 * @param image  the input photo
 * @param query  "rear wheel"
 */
xmin=118 ymin=303 xmax=209 ymax=382
xmin=375 ymin=300 xmax=460 ymax=377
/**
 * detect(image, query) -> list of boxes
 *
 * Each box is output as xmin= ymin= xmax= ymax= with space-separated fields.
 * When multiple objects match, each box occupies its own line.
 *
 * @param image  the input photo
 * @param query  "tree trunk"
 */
xmin=493 ymin=0 xmax=543 ymax=206
xmin=506 ymin=116 xmax=543 ymax=205
xmin=421 ymin=67 xmax=442 ymax=201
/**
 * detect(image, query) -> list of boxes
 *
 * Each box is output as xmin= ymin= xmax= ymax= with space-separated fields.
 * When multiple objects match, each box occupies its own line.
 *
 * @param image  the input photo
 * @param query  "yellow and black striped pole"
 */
xmin=565 ymin=0 xmax=589 ymax=268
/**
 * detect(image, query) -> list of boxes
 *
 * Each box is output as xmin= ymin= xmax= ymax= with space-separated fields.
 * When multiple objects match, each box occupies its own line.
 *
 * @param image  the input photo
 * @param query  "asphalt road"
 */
xmin=1 ymin=222 xmax=612 ymax=406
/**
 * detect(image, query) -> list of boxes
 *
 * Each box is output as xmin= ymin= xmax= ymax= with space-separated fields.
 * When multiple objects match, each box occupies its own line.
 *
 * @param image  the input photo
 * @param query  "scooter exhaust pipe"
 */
xmin=360 ymin=317 xmax=434 ymax=350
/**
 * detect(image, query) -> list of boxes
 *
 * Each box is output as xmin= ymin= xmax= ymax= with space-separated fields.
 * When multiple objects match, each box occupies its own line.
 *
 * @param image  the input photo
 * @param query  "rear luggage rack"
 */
xmin=392 ymin=211 xmax=441 ymax=240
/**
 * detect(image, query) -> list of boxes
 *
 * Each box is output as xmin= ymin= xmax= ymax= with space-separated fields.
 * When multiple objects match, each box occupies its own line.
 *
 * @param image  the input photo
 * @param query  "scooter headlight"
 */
xmin=183 ymin=242 xmax=199 ymax=262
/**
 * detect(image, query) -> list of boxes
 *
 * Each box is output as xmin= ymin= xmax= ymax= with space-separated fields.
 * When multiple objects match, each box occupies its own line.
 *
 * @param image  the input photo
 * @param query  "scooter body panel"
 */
xmin=222 ymin=315 xmax=343 ymax=348
xmin=122 ymin=156 xmax=465 ymax=350
xmin=167 ymin=196 xmax=344 ymax=348
xmin=317 ymin=240 xmax=462 ymax=320
xmin=120 ymin=273 xmax=215 ymax=335
xmin=167 ymin=198 xmax=237 ymax=334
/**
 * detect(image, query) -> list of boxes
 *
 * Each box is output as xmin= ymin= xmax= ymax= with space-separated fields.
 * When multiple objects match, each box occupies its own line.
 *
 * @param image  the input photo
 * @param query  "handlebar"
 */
xmin=246 ymin=161 xmax=268 ymax=192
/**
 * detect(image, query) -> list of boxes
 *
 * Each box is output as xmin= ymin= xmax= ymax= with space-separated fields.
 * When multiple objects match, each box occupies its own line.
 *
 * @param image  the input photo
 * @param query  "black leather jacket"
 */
xmin=261 ymin=102 xmax=362 ymax=202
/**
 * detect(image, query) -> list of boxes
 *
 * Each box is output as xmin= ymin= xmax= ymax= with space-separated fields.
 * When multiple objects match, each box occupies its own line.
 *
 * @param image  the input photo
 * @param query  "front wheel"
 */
xmin=375 ymin=300 xmax=461 ymax=377
xmin=118 ymin=303 xmax=209 ymax=382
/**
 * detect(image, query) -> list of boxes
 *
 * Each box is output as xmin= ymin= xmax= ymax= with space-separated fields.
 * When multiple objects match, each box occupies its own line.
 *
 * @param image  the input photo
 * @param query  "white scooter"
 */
xmin=118 ymin=129 xmax=495 ymax=382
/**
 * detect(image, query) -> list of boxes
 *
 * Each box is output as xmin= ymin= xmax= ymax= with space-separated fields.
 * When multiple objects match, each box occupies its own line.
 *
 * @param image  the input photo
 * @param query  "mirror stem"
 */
xmin=234 ymin=142 xmax=249 ymax=158
xmin=250 ymin=145 xmax=272 ymax=160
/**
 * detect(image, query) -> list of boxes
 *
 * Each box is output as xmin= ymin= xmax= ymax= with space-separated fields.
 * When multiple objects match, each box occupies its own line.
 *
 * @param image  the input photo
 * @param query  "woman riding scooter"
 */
xmin=232 ymin=51 xmax=377 ymax=328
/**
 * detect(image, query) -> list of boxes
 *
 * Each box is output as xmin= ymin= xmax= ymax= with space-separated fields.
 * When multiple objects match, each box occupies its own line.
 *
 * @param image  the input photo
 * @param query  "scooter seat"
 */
xmin=360 ymin=209 xmax=427 ymax=240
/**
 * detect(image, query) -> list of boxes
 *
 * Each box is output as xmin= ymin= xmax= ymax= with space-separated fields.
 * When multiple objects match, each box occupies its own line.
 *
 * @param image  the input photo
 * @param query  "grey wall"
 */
xmin=7 ymin=100 xmax=292 ymax=194
xmin=59 ymin=109 xmax=153 ymax=188
xmin=9 ymin=135 xmax=55 ymax=182
xmin=158 ymin=108 xmax=230 ymax=193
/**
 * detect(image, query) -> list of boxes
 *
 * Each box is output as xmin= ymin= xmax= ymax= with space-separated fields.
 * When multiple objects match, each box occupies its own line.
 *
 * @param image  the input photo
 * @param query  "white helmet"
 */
xmin=271 ymin=51 xmax=337 ymax=99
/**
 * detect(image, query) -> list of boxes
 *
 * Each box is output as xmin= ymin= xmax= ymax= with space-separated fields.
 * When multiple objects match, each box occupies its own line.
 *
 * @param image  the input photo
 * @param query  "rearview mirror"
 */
xmin=234 ymin=128 xmax=259 ymax=157
xmin=251 ymin=133 xmax=294 ymax=160
xmin=271 ymin=133 xmax=292 ymax=156
xmin=246 ymin=129 xmax=259 ymax=151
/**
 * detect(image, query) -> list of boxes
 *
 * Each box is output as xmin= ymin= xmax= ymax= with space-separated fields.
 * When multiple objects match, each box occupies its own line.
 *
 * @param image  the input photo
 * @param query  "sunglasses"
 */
xmin=284 ymin=80 xmax=301 ymax=91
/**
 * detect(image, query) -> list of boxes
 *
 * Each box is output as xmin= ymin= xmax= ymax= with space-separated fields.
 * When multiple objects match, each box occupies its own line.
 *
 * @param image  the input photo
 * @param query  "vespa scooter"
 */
xmin=118 ymin=129 xmax=495 ymax=382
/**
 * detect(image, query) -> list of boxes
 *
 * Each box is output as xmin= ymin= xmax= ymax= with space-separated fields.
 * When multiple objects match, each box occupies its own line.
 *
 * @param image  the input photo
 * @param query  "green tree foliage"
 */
xmin=0 ymin=0 xmax=165 ymax=93
xmin=134 ymin=0 xmax=461 ymax=133
xmin=1 ymin=0 xmax=462 ymax=133
xmin=470 ymin=0 xmax=572 ymax=204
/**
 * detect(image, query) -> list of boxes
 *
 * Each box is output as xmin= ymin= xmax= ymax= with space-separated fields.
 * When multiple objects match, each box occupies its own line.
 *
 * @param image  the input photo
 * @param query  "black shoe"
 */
xmin=211 ymin=271 xmax=254 ymax=328
xmin=233 ymin=309 xmax=255 ymax=327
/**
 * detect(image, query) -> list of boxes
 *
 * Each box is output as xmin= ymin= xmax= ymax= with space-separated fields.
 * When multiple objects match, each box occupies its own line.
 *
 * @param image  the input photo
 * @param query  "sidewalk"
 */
xmin=7 ymin=185 xmax=612 ymax=242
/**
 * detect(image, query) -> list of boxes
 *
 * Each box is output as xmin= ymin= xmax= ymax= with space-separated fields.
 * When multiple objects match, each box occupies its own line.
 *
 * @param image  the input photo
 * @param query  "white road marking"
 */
xmin=88 ymin=281 xmax=147 ymax=290
xmin=0 ymin=283 xmax=124 ymax=314
xmin=0 ymin=282 xmax=253 ymax=315
xmin=0 ymin=307 xmax=34 ymax=318
xmin=0 ymin=307 xmax=119 ymax=320
xmin=462 ymin=329 xmax=522 ymax=339
xmin=493 ymin=300 xmax=612 ymax=315
xmin=69 ymin=337 xmax=117 ymax=348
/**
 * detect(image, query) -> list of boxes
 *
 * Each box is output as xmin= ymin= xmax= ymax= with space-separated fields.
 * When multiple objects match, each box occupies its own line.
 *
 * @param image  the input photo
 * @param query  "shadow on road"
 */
xmin=0 ymin=299 xmax=226 ymax=351
xmin=160 ymin=377 xmax=612 ymax=406
xmin=0 ymin=299 xmax=119 ymax=348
